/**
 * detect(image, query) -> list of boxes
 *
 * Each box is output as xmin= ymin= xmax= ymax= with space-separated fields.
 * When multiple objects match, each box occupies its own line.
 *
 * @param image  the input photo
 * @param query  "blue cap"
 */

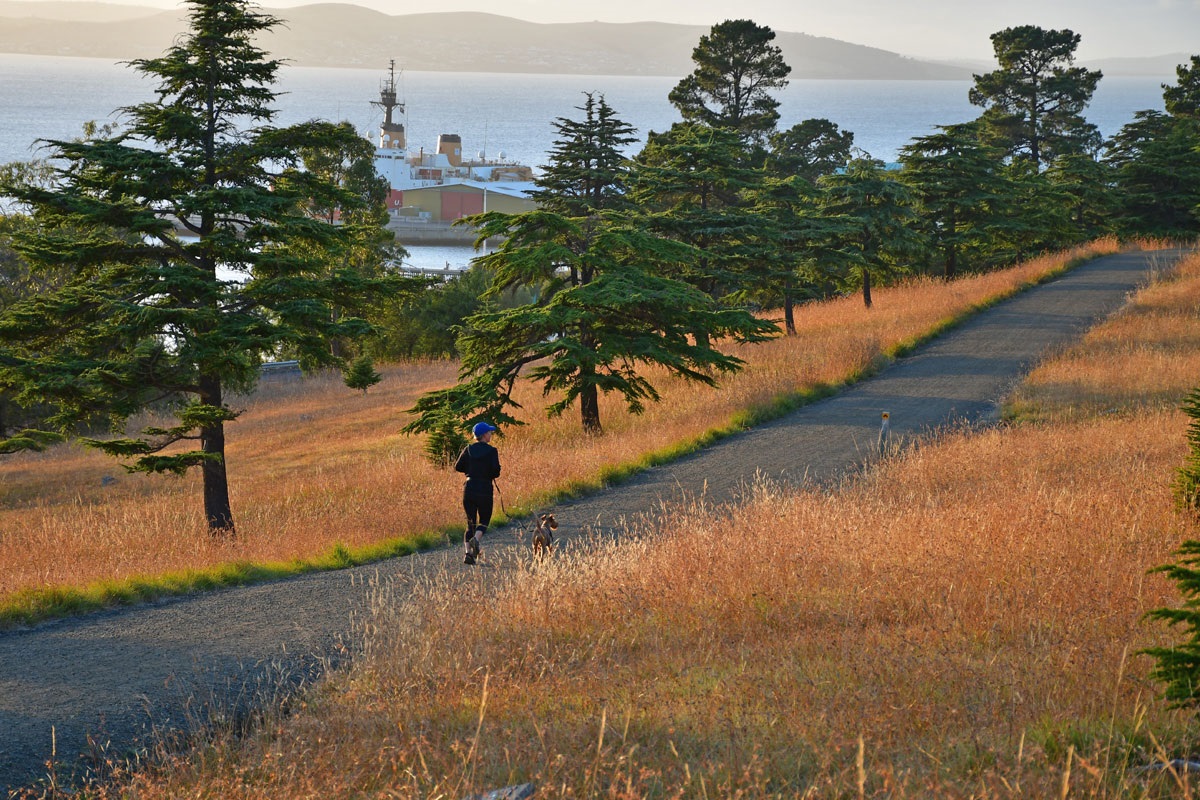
xmin=472 ymin=421 xmax=497 ymax=437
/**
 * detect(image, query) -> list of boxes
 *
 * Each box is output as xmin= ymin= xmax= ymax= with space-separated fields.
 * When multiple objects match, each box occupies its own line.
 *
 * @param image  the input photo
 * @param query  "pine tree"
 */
xmin=899 ymin=123 xmax=1009 ymax=279
xmin=1142 ymin=390 xmax=1200 ymax=709
xmin=1104 ymin=111 xmax=1200 ymax=239
xmin=628 ymin=123 xmax=767 ymax=303
xmin=0 ymin=0 xmax=398 ymax=533
xmin=969 ymin=25 xmax=1102 ymax=169
xmin=668 ymin=19 xmax=791 ymax=147
xmin=403 ymin=97 xmax=773 ymax=439
xmin=1163 ymin=55 xmax=1200 ymax=121
xmin=818 ymin=158 xmax=922 ymax=308
xmin=343 ymin=355 xmax=381 ymax=395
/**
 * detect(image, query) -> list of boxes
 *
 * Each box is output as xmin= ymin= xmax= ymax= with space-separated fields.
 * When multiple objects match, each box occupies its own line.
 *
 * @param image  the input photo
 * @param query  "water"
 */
xmin=0 ymin=53 xmax=1167 ymax=270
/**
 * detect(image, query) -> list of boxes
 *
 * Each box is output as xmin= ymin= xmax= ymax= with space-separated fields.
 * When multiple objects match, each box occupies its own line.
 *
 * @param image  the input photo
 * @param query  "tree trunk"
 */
xmin=861 ymin=267 xmax=873 ymax=309
xmin=580 ymin=382 xmax=602 ymax=436
xmin=198 ymin=373 xmax=235 ymax=534
xmin=783 ymin=293 xmax=796 ymax=335
xmin=944 ymin=245 xmax=958 ymax=280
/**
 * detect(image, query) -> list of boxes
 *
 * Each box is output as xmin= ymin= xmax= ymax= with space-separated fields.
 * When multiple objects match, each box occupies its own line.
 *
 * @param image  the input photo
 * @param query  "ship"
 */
xmin=370 ymin=61 xmax=537 ymax=242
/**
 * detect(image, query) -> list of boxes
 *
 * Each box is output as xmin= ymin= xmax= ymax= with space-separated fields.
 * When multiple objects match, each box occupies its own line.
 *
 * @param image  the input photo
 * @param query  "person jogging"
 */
xmin=454 ymin=421 xmax=501 ymax=565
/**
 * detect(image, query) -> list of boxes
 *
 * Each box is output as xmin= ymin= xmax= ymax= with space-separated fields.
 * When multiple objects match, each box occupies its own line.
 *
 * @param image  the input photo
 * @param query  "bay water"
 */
xmin=0 ymin=53 xmax=1167 ymax=270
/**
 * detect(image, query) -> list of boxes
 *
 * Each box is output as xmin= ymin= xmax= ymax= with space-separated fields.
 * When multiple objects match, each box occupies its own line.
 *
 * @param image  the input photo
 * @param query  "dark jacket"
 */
xmin=454 ymin=441 xmax=501 ymax=495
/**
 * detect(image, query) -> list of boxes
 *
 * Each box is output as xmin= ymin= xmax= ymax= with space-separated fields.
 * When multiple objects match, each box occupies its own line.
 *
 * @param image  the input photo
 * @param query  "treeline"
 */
xmin=399 ymin=21 xmax=1200 ymax=451
xmin=0 ymin=7 xmax=1197 ymax=531
xmin=385 ymin=24 xmax=1199 ymax=366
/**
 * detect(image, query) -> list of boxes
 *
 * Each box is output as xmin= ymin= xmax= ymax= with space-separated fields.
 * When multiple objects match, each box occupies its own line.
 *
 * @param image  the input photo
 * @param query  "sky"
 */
xmin=28 ymin=0 xmax=1200 ymax=60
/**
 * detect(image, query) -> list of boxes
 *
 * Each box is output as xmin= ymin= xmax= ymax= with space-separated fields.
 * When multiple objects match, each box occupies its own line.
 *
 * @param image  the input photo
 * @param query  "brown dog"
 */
xmin=532 ymin=512 xmax=558 ymax=556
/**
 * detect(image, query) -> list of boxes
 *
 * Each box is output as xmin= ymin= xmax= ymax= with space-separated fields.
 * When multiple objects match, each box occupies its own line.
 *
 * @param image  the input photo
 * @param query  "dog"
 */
xmin=531 ymin=512 xmax=558 ymax=556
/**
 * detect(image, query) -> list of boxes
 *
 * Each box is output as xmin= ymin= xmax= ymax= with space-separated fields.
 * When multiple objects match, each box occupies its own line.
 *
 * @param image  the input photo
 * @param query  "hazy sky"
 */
xmin=35 ymin=0 xmax=1200 ymax=60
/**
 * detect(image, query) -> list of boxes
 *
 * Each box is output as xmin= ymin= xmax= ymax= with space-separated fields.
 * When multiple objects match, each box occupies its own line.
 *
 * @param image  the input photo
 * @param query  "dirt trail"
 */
xmin=0 ymin=249 xmax=1184 ymax=792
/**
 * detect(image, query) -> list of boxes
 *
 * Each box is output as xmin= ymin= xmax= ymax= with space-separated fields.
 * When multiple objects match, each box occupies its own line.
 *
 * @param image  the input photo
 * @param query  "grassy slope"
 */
xmin=0 ymin=240 xmax=1124 ymax=628
xmin=96 ymin=249 xmax=1200 ymax=798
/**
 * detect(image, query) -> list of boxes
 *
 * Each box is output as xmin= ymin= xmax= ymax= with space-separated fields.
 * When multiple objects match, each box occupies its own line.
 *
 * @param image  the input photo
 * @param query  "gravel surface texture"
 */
xmin=0 ymin=249 xmax=1184 ymax=792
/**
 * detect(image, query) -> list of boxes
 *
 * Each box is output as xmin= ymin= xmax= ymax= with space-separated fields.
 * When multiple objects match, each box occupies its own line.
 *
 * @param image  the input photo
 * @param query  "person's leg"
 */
xmin=463 ymin=495 xmax=481 ymax=563
xmin=465 ymin=493 xmax=494 ymax=561
xmin=475 ymin=494 xmax=494 ymax=536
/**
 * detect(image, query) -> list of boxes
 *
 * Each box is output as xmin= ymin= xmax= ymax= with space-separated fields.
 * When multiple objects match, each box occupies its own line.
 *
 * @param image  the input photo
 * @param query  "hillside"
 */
xmin=0 ymin=0 xmax=160 ymax=21
xmin=1083 ymin=52 xmax=1195 ymax=77
xmin=0 ymin=2 xmax=973 ymax=78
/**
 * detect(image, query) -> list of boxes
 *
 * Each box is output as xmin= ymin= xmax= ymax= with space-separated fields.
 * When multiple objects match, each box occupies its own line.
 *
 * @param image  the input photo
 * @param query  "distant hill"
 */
xmin=934 ymin=52 xmax=1191 ymax=80
xmin=1081 ymin=53 xmax=1193 ymax=79
xmin=0 ymin=0 xmax=162 ymax=22
xmin=0 ymin=2 xmax=973 ymax=79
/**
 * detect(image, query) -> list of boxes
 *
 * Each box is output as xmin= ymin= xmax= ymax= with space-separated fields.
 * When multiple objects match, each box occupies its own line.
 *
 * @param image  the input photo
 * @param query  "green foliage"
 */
xmin=1143 ymin=389 xmax=1200 ymax=710
xmin=1174 ymin=388 xmax=1200 ymax=513
xmin=1144 ymin=539 xmax=1200 ymax=708
xmin=899 ymin=123 xmax=1010 ymax=279
xmin=768 ymin=119 xmax=854 ymax=184
xmin=0 ymin=427 xmax=64 ymax=454
xmin=0 ymin=0 xmax=401 ymax=530
xmin=423 ymin=413 xmax=470 ymax=469
xmin=367 ymin=266 xmax=485 ymax=360
xmin=969 ymin=25 xmax=1102 ymax=169
xmin=1043 ymin=153 xmax=1115 ymax=242
xmin=818 ymin=157 xmax=922 ymax=307
xmin=404 ymin=98 xmax=774 ymax=443
xmin=668 ymin=19 xmax=791 ymax=146
xmin=532 ymin=91 xmax=638 ymax=217
xmin=1105 ymin=111 xmax=1200 ymax=239
xmin=1164 ymin=55 xmax=1200 ymax=121
xmin=343 ymin=354 xmax=381 ymax=395
xmin=996 ymin=162 xmax=1077 ymax=259
xmin=743 ymin=174 xmax=847 ymax=333
xmin=629 ymin=122 xmax=769 ymax=301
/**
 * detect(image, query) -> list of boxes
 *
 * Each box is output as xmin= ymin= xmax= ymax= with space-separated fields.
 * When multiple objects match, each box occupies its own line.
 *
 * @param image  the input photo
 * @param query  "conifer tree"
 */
xmin=1105 ymin=111 xmax=1200 ymax=238
xmin=1142 ymin=389 xmax=1200 ymax=708
xmin=403 ymin=96 xmax=773 ymax=438
xmin=343 ymin=355 xmax=381 ymax=395
xmin=818 ymin=158 xmax=921 ymax=308
xmin=969 ymin=25 xmax=1102 ymax=169
xmin=1163 ymin=55 xmax=1200 ymax=121
xmin=1043 ymin=153 xmax=1112 ymax=242
xmin=768 ymin=119 xmax=855 ymax=185
xmin=669 ymin=19 xmax=791 ymax=147
xmin=899 ymin=123 xmax=1009 ymax=279
xmin=628 ymin=123 xmax=767 ymax=303
xmin=745 ymin=174 xmax=851 ymax=334
xmin=0 ymin=0 xmax=398 ymax=532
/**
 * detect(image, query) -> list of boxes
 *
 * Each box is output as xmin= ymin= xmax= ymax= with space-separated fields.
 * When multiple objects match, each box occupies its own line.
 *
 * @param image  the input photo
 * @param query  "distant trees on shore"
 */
xmin=1 ymin=11 xmax=1198 ymax=479
xmin=401 ymin=19 xmax=1200 ymax=440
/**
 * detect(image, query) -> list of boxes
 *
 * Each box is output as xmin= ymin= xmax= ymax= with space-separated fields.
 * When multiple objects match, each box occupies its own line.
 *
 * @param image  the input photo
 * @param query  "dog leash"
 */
xmin=493 ymin=479 xmax=531 ymax=539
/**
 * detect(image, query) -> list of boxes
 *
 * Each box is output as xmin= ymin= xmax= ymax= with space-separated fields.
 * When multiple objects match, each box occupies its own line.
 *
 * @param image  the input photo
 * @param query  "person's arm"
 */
xmin=454 ymin=445 xmax=471 ymax=475
xmin=490 ymin=448 xmax=501 ymax=480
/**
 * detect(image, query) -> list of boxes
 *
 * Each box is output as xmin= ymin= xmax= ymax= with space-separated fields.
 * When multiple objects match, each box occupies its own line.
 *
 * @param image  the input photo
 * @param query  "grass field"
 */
xmin=0 ymin=239 xmax=1129 ymax=626
xmin=61 ymin=248 xmax=1200 ymax=797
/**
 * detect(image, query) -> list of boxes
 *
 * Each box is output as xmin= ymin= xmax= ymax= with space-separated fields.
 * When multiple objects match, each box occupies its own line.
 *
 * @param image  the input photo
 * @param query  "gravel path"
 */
xmin=0 ymin=249 xmax=1183 ymax=792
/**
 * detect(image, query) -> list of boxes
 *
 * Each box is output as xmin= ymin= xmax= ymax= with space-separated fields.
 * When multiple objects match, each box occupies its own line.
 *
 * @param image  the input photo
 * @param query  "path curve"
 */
xmin=0 ymin=249 xmax=1184 ymax=791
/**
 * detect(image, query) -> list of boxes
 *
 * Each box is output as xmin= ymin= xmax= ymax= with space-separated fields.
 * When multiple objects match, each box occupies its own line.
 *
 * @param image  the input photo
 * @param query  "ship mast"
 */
xmin=372 ymin=59 xmax=406 ymax=150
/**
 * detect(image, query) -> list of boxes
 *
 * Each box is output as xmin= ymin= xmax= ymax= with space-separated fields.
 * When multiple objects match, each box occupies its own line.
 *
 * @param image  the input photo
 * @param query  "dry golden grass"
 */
xmin=1009 ymin=250 xmax=1200 ymax=422
xmin=104 ymin=244 xmax=1200 ymax=797
xmin=0 ymin=240 xmax=1125 ymax=610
